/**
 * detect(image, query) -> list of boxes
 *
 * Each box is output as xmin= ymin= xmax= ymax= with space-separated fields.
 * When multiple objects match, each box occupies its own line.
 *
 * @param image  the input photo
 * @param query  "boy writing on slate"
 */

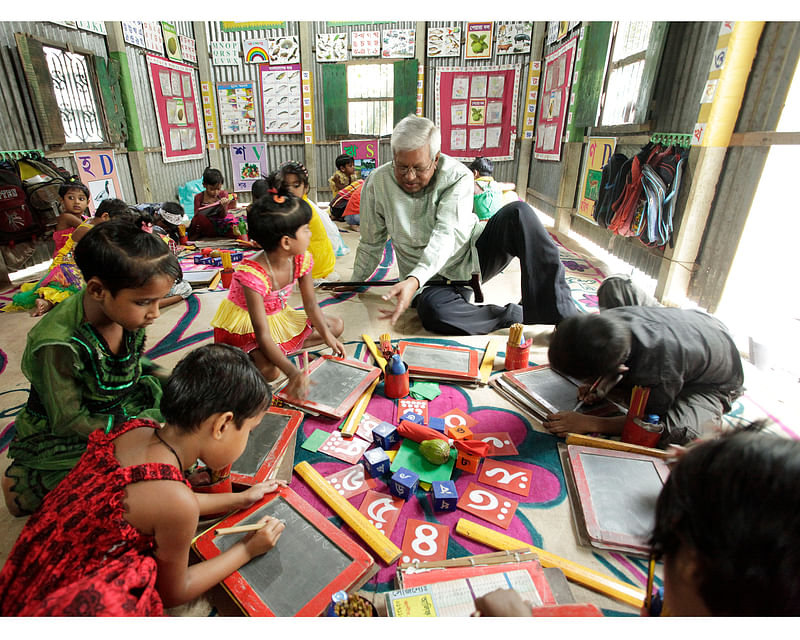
xmin=543 ymin=304 xmax=744 ymax=447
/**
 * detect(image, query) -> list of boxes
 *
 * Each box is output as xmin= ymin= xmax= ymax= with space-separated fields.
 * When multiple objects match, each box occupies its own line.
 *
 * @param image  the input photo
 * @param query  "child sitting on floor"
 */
xmin=473 ymin=424 xmax=800 ymax=616
xmin=187 ymin=167 xmax=240 ymax=240
xmin=543 ymin=305 xmax=744 ymax=447
xmin=329 ymin=179 xmax=363 ymax=232
xmin=328 ymin=153 xmax=357 ymax=214
xmin=211 ymin=188 xmax=345 ymax=400
xmin=2 ymin=216 xmax=182 ymax=516
xmin=0 ymin=343 xmax=286 ymax=616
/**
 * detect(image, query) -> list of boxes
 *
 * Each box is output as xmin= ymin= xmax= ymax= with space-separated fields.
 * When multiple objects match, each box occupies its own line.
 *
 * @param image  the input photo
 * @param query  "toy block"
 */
xmin=431 ymin=480 xmax=458 ymax=512
xmin=427 ymin=417 xmax=446 ymax=434
xmin=456 ymin=450 xmax=481 ymax=474
xmin=446 ymin=424 xmax=473 ymax=440
xmin=399 ymin=410 xmax=425 ymax=425
xmin=362 ymin=448 xmax=391 ymax=477
xmin=372 ymin=421 xmax=400 ymax=450
xmin=390 ymin=467 xmax=419 ymax=500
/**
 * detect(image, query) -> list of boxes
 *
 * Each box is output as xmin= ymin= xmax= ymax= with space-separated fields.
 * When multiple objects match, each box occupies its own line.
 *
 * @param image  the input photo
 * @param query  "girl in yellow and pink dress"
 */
xmin=211 ymin=187 xmax=345 ymax=400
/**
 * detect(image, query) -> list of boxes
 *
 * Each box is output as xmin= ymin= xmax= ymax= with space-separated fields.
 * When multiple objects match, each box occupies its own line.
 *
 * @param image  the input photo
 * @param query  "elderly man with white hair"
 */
xmin=351 ymin=115 xmax=578 ymax=334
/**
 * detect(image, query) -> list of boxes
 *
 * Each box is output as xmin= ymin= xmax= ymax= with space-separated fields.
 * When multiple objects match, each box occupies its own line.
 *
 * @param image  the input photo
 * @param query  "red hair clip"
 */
xmin=273 ymin=194 xmax=286 ymax=203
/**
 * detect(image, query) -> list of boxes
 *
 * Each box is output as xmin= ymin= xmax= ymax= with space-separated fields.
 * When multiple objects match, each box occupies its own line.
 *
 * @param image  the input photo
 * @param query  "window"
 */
xmin=347 ymin=64 xmax=394 ymax=136
xmin=596 ymin=22 xmax=668 ymax=127
xmin=42 ymin=46 xmax=104 ymax=143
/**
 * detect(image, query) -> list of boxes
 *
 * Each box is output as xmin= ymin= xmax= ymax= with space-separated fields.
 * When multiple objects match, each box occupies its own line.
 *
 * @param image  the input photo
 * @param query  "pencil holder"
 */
xmin=220 ymin=268 xmax=234 ymax=289
xmin=383 ymin=362 xmax=410 ymax=399
xmin=505 ymin=338 xmax=532 ymax=371
xmin=621 ymin=414 xmax=663 ymax=448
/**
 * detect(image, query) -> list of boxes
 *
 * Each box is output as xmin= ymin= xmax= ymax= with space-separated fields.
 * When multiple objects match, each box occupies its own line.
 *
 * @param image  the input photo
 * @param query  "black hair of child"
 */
xmin=58 ymin=177 xmax=90 ymax=199
xmin=547 ymin=312 xmax=631 ymax=380
xmin=650 ymin=424 xmax=800 ymax=615
xmin=468 ymin=157 xmax=494 ymax=177
xmin=279 ymin=161 xmax=309 ymax=189
xmin=202 ymin=167 xmax=224 ymax=187
xmin=335 ymin=154 xmax=354 ymax=171
xmin=251 ymin=178 xmax=270 ymax=202
xmin=160 ymin=343 xmax=272 ymax=432
xmin=247 ymin=193 xmax=312 ymax=253
xmin=156 ymin=201 xmax=184 ymax=229
xmin=96 ymin=198 xmax=133 ymax=219
xmin=74 ymin=216 xmax=182 ymax=296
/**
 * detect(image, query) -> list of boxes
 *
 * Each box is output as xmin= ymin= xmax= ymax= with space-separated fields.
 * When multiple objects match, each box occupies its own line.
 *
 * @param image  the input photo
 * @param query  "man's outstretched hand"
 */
xmin=378 ymin=277 xmax=420 ymax=325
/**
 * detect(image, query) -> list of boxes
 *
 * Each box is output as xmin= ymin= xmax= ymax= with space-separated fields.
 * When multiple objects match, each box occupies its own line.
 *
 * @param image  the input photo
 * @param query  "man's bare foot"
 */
xmin=348 ymin=224 xmax=360 ymax=232
xmin=31 ymin=298 xmax=54 ymax=317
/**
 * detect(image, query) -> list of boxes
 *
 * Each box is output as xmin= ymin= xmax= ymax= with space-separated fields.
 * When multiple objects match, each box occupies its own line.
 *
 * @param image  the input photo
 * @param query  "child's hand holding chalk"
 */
xmin=240 ymin=516 xmax=286 ymax=559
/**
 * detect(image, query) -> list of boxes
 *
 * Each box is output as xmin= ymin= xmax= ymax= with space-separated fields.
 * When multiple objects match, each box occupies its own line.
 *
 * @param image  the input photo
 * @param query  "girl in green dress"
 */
xmin=2 ymin=216 xmax=182 ymax=515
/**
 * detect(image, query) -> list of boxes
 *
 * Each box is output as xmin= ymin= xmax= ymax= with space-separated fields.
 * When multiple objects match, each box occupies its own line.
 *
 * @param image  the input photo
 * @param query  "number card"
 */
xmin=438 ymin=408 xmax=478 ymax=431
xmin=355 ymin=412 xmax=382 ymax=442
xmin=477 ymin=432 xmax=519 ymax=456
xmin=456 ymin=482 xmax=518 ymax=529
xmin=318 ymin=431 xmax=371 ymax=464
xmin=478 ymin=459 xmax=532 ymax=497
xmin=325 ymin=465 xmax=376 ymax=500
xmin=398 ymin=398 xmax=428 ymax=424
xmin=358 ymin=490 xmax=404 ymax=536
xmin=400 ymin=518 xmax=450 ymax=564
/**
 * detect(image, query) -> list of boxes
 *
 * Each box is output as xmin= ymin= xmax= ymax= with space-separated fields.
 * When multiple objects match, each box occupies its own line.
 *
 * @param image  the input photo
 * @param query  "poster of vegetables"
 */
xmin=496 ymin=22 xmax=532 ymax=55
xmin=427 ymin=26 xmax=461 ymax=58
xmin=382 ymin=29 xmax=415 ymax=58
xmin=161 ymin=22 xmax=183 ymax=63
xmin=259 ymin=63 xmax=302 ymax=134
xmin=316 ymin=33 xmax=348 ymax=62
xmin=465 ymin=22 xmax=493 ymax=59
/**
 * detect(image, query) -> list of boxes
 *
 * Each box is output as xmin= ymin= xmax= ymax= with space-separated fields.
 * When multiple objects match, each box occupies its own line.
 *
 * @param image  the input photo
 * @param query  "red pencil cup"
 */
xmin=220 ymin=269 xmax=234 ymax=288
xmin=505 ymin=338 xmax=532 ymax=371
xmin=621 ymin=415 xmax=663 ymax=448
xmin=383 ymin=362 xmax=410 ymax=399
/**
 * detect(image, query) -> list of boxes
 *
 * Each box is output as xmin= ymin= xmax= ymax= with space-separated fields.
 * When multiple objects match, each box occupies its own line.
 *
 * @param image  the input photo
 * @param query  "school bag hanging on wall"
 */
xmin=0 ymin=163 xmax=41 ymax=247
xmin=17 ymin=156 xmax=70 ymax=229
xmin=593 ymin=153 xmax=630 ymax=228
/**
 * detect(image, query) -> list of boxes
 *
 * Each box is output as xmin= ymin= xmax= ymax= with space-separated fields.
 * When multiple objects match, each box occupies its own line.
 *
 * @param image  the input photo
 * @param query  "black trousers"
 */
xmin=414 ymin=201 xmax=579 ymax=335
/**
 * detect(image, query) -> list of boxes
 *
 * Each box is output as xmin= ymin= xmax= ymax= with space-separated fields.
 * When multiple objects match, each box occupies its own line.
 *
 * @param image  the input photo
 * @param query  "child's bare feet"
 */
xmin=348 ymin=224 xmax=359 ymax=232
xmin=31 ymin=298 xmax=54 ymax=317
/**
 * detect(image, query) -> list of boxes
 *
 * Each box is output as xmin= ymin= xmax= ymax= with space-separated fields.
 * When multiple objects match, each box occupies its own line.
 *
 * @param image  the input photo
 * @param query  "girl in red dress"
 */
xmin=0 ymin=344 xmax=285 ymax=616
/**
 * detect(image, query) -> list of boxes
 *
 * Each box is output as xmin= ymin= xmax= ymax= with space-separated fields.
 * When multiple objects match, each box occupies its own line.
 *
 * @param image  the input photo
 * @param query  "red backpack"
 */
xmin=0 ymin=166 xmax=41 ymax=247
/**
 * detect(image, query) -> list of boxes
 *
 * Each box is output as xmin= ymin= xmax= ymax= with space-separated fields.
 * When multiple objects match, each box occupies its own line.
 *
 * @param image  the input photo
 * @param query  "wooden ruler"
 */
xmin=479 ymin=339 xmax=499 ymax=384
xmin=566 ymin=433 xmax=669 ymax=459
xmin=340 ymin=377 xmax=379 ymax=437
xmin=361 ymin=334 xmax=388 ymax=371
xmin=454 ymin=518 xmax=645 ymax=608
xmin=294 ymin=461 xmax=402 ymax=565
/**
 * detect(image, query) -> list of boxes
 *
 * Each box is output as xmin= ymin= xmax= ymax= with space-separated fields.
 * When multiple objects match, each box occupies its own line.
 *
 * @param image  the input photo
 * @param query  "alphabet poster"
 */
xmin=578 ymin=137 xmax=617 ymax=219
xmin=435 ymin=65 xmax=520 ymax=161
xmin=534 ymin=36 xmax=577 ymax=161
xmin=229 ymin=142 xmax=268 ymax=193
xmin=146 ymin=55 xmax=205 ymax=163
xmin=72 ymin=150 xmax=124 ymax=215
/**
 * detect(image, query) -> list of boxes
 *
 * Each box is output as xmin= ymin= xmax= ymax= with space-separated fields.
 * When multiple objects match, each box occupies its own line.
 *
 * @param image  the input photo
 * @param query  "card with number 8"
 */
xmin=400 ymin=518 xmax=449 ymax=564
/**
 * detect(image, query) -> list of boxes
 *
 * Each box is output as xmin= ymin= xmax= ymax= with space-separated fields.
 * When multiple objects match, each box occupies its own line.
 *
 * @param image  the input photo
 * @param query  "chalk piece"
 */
xmin=301 ymin=429 xmax=331 ymax=453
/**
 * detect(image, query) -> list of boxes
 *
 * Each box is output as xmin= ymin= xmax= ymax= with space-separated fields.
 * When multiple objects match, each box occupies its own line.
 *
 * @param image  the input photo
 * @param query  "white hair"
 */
xmin=391 ymin=115 xmax=441 ymax=159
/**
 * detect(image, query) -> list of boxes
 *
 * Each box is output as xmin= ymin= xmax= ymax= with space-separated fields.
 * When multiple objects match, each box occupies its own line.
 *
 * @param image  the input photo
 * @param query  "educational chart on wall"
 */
xmin=122 ymin=21 xmax=145 ymax=48
xmin=200 ymin=81 xmax=220 ymax=151
xmin=496 ymin=22 xmax=532 ymax=55
xmin=268 ymin=36 xmax=300 ymax=65
xmin=229 ymin=142 xmax=268 ymax=193
xmin=161 ymin=22 xmax=182 ymax=63
xmin=316 ymin=33 xmax=348 ymax=62
xmin=352 ymin=30 xmax=381 ymax=57
xmin=243 ymin=38 xmax=270 ymax=64
xmin=142 ymin=21 xmax=164 ymax=55
xmin=427 ymin=26 xmax=461 ymax=58
xmin=72 ymin=150 xmax=124 ymax=215
xmin=340 ymin=140 xmax=378 ymax=178
xmin=211 ymin=41 xmax=240 ymax=66
xmin=534 ymin=36 xmax=577 ymax=162
xmin=180 ymin=35 xmax=197 ymax=64
xmin=76 ymin=21 xmax=106 ymax=35
xmin=216 ymin=82 xmax=258 ymax=135
xmin=259 ymin=63 xmax=302 ymax=134
xmin=435 ymin=65 xmax=521 ymax=161
xmin=465 ymin=23 xmax=493 ymax=59
xmin=382 ymin=29 xmax=415 ymax=58
xmin=145 ymin=55 xmax=204 ymax=163
xmin=578 ymin=137 xmax=616 ymax=220
xmin=521 ymin=61 xmax=542 ymax=141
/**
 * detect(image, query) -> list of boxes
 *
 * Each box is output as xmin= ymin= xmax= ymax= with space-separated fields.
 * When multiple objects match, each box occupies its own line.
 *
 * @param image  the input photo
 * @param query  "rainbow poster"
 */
xmin=243 ymin=38 xmax=270 ymax=64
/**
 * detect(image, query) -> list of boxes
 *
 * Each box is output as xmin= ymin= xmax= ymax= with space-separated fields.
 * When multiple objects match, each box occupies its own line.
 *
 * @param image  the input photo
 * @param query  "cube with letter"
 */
xmin=372 ymin=421 xmax=400 ymax=450
xmin=390 ymin=467 xmax=419 ymax=500
xmin=362 ymin=447 xmax=391 ymax=477
xmin=431 ymin=480 xmax=458 ymax=511
xmin=456 ymin=450 xmax=480 ymax=474
xmin=427 ymin=416 xmax=446 ymax=434
xmin=399 ymin=410 xmax=425 ymax=425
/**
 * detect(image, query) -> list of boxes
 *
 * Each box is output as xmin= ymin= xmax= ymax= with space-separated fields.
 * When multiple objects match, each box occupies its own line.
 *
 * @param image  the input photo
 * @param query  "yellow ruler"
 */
xmin=294 ymin=461 xmax=402 ymax=565
xmin=361 ymin=334 xmax=388 ymax=370
xmin=479 ymin=338 xmax=499 ymax=384
xmin=566 ymin=433 xmax=670 ymax=459
xmin=455 ymin=518 xmax=645 ymax=608
xmin=340 ymin=378 xmax=379 ymax=437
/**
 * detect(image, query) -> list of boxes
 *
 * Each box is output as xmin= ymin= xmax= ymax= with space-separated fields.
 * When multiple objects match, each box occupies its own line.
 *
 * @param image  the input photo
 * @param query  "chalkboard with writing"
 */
xmin=398 ymin=341 xmax=480 ymax=381
xmin=229 ymin=407 xmax=303 ymax=486
xmin=193 ymin=488 xmax=375 ymax=616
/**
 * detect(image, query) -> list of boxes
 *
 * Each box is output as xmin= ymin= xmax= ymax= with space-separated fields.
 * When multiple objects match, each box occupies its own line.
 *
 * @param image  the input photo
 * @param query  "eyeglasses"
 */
xmin=392 ymin=158 xmax=436 ymax=177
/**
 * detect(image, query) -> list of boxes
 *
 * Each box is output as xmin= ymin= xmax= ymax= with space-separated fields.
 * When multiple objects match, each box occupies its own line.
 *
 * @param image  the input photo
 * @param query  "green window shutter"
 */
xmin=94 ymin=56 xmax=128 ymax=145
xmin=632 ymin=22 xmax=669 ymax=125
xmin=572 ymin=22 xmax=612 ymax=128
xmin=393 ymin=59 xmax=418 ymax=126
xmin=322 ymin=64 xmax=348 ymax=138
xmin=14 ymin=33 xmax=66 ymax=146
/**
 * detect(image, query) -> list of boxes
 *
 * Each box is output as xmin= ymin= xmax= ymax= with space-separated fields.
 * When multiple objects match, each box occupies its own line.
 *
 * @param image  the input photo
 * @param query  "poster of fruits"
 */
xmin=465 ymin=22 xmax=493 ymax=59
xmin=161 ymin=22 xmax=183 ymax=63
xmin=145 ymin=55 xmax=205 ymax=163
